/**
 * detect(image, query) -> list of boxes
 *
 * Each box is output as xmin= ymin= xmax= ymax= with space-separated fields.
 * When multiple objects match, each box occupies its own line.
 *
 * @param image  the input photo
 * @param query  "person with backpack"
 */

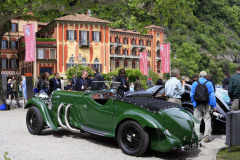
xmin=190 ymin=71 xmax=216 ymax=143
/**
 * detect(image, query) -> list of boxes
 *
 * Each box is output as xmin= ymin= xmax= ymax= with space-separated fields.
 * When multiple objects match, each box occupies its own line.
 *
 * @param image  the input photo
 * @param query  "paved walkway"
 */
xmin=0 ymin=103 xmax=227 ymax=160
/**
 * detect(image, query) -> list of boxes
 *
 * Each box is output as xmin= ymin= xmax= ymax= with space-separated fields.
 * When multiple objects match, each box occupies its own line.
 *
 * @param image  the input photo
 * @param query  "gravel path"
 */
xmin=0 ymin=103 xmax=227 ymax=160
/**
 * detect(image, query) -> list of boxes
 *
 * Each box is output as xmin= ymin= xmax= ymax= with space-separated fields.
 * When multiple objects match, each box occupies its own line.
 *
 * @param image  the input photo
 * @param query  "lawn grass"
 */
xmin=217 ymin=146 xmax=240 ymax=160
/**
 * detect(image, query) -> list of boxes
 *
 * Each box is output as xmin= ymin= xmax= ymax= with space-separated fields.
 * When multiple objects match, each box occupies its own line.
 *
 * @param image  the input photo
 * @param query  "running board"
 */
xmin=81 ymin=125 xmax=110 ymax=136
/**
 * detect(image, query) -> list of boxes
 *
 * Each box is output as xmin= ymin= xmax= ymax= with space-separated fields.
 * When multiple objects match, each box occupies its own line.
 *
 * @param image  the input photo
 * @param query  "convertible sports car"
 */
xmin=125 ymin=84 xmax=230 ymax=131
xmin=25 ymin=82 xmax=200 ymax=156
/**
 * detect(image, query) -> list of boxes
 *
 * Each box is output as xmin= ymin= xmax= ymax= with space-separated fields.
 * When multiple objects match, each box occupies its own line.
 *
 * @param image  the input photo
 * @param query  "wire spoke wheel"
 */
xmin=26 ymin=106 xmax=44 ymax=135
xmin=117 ymin=120 xmax=149 ymax=156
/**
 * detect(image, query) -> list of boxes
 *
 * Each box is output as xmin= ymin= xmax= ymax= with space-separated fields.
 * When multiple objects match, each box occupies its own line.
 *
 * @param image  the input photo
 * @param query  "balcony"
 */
xmin=79 ymin=41 xmax=91 ymax=47
xmin=110 ymin=54 xmax=125 ymax=58
xmin=36 ymin=38 xmax=57 ymax=47
xmin=110 ymin=54 xmax=140 ymax=59
xmin=110 ymin=41 xmax=122 ymax=48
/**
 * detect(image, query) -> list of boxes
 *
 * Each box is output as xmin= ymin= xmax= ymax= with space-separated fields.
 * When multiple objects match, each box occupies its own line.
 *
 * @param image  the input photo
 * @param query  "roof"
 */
xmin=146 ymin=25 xmax=165 ymax=30
xmin=38 ymin=22 xmax=48 ymax=26
xmin=56 ymin=14 xmax=110 ymax=24
xmin=110 ymin=28 xmax=152 ymax=37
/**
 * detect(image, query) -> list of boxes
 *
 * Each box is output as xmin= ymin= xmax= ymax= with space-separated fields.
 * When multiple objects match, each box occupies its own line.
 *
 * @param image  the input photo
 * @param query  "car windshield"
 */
xmin=89 ymin=81 xmax=121 ymax=91
xmin=145 ymin=86 xmax=161 ymax=92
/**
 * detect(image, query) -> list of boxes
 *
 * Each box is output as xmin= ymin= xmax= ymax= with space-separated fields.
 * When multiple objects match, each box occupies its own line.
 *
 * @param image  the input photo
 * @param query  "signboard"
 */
xmin=140 ymin=52 xmax=148 ymax=75
xmin=23 ymin=24 xmax=35 ymax=62
xmin=160 ymin=43 xmax=170 ymax=73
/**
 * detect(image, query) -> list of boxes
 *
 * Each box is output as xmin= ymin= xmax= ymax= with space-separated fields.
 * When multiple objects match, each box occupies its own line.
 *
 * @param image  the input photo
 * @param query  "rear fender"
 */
xmin=115 ymin=109 xmax=164 ymax=134
xmin=25 ymin=98 xmax=58 ymax=130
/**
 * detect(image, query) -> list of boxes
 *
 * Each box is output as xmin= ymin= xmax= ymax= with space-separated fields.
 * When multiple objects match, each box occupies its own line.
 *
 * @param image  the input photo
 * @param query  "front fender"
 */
xmin=115 ymin=109 xmax=164 ymax=131
xmin=25 ymin=98 xmax=58 ymax=130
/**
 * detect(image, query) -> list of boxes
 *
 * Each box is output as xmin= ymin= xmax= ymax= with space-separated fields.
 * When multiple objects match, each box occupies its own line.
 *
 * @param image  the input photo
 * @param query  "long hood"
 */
xmin=162 ymin=108 xmax=194 ymax=144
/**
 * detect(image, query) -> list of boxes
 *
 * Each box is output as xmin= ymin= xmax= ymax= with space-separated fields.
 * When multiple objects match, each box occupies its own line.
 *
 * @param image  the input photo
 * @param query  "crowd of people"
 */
xmin=33 ymin=68 xmax=105 ymax=96
xmin=6 ymin=75 xmax=27 ymax=107
xmin=164 ymin=66 xmax=240 ymax=143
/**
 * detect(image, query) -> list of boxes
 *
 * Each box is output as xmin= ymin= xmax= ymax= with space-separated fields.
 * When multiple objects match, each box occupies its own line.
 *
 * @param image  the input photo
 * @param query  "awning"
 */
xmin=1 ymin=70 xmax=21 ymax=77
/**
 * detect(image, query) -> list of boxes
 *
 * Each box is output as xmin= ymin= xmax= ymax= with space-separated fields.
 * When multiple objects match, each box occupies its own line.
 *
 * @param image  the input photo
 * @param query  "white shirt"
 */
xmin=165 ymin=77 xmax=185 ymax=98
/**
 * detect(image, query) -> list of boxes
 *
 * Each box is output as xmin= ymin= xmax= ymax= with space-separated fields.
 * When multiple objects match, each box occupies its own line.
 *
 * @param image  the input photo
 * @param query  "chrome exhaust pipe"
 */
xmin=57 ymin=103 xmax=68 ymax=130
xmin=65 ymin=104 xmax=81 ymax=133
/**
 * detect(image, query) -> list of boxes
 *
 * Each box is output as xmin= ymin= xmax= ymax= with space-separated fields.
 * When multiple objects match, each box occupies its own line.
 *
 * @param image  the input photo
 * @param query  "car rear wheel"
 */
xmin=117 ymin=120 xmax=149 ymax=156
xmin=26 ymin=106 xmax=44 ymax=135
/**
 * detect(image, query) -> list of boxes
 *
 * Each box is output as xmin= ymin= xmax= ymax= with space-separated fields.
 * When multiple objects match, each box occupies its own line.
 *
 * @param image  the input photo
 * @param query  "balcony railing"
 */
xmin=110 ymin=54 xmax=140 ymax=59
xmin=155 ymin=57 xmax=161 ymax=60
xmin=110 ymin=42 xmax=122 ymax=47
xmin=79 ymin=41 xmax=91 ymax=47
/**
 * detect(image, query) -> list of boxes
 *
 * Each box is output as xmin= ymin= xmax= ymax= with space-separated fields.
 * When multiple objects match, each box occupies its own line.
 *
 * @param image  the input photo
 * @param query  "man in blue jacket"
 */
xmin=190 ymin=71 xmax=216 ymax=143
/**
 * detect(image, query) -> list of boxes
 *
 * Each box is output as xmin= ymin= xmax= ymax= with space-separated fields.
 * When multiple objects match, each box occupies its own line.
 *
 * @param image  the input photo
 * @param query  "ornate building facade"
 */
xmin=17 ymin=13 xmax=165 ymax=77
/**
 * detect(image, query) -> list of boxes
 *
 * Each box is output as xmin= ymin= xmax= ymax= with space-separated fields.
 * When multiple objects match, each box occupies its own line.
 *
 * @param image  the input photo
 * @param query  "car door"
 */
xmin=79 ymin=93 xmax=115 ymax=131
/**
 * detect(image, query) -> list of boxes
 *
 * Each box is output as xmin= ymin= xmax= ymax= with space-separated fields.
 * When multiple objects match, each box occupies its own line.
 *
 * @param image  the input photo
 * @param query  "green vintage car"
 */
xmin=25 ymin=82 xmax=200 ymax=156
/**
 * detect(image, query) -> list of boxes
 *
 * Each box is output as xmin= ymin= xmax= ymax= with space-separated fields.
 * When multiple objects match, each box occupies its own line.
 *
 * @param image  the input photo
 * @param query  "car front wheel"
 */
xmin=26 ymin=106 xmax=44 ymax=135
xmin=117 ymin=120 xmax=149 ymax=156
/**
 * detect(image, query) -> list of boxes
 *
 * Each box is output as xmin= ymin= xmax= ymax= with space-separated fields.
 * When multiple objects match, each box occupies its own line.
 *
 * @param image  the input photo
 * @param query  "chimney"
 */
xmin=87 ymin=9 xmax=92 ymax=17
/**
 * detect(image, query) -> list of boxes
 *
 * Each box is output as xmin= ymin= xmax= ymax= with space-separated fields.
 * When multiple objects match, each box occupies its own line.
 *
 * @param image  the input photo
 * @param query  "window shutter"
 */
xmin=150 ymin=51 xmax=151 ymax=57
xmin=6 ymin=59 xmax=9 ymax=69
xmin=66 ymin=30 xmax=69 ymax=40
xmin=87 ymin=31 xmax=89 ymax=45
xmin=16 ymin=23 xmax=18 ymax=32
xmin=92 ymin=31 xmax=94 ymax=41
xmin=99 ymin=31 xmax=102 ymax=42
xmin=9 ymin=59 xmax=11 ymax=69
xmin=74 ymin=30 xmax=77 ymax=40
xmin=16 ymin=41 xmax=18 ymax=49
xmin=100 ymin=64 xmax=102 ymax=73
xmin=79 ymin=31 xmax=82 ymax=43
xmin=44 ymin=49 xmax=46 ymax=59
xmin=6 ymin=41 xmax=8 ymax=49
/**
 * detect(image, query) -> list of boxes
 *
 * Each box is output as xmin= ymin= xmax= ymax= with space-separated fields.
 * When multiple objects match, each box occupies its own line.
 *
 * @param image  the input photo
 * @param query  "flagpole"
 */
xmin=169 ymin=42 xmax=171 ymax=78
xmin=34 ymin=31 xmax=36 ymax=85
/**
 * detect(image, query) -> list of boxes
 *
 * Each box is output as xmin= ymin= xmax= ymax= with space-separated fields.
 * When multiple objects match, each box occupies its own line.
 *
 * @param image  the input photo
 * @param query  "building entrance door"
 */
xmin=40 ymin=67 xmax=53 ymax=75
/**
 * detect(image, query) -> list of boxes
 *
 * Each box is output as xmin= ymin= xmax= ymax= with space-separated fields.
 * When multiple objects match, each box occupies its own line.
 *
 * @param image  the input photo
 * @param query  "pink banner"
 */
xmin=23 ymin=24 xmax=35 ymax=62
xmin=160 ymin=43 xmax=170 ymax=73
xmin=140 ymin=52 xmax=148 ymax=75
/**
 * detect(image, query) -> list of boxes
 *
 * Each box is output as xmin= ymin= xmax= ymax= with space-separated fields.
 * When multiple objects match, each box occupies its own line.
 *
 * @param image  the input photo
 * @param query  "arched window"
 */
xmin=115 ymin=36 xmax=119 ymax=43
xmin=94 ymin=58 xmax=99 ymax=69
xmin=157 ymin=32 xmax=160 ymax=38
xmin=68 ymin=56 xmax=75 ymax=69
xmin=81 ymin=58 xmax=87 ymax=67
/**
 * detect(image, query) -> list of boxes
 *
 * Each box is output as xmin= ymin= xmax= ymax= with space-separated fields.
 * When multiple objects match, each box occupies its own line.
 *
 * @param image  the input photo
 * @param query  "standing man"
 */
xmin=190 ymin=71 xmax=216 ymax=142
xmin=222 ymin=73 xmax=230 ymax=90
xmin=165 ymin=68 xmax=185 ymax=105
xmin=49 ymin=73 xmax=61 ymax=94
xmin=92 ymin=68 xmax=104 ymax=90
xmin=10 ymin=76 xmax=20 ymax=107
xmin=228 ymin=66 xmax=240 ymax=111
xmin=134 ymin=77 xmax=142 ymax=91
xmin=156 ymin=78 xmax=163 ymax=85
xmin=75 ymin=70 xmax=90 ymax=91
xmin=71 ymin=74 xmax=77 ymax=87
xmin=115 ymin=68 xmax=128 ymax=97
xmin=146 ymin=77 xmax=154 ymax=88
xmin=21 ymin=76 xmax=27 ymax=101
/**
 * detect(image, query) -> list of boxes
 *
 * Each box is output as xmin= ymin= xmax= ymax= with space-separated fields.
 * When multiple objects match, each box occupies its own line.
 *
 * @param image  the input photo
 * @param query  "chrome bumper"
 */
xmin=181 ymin=142 xmax=201 ymax=151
